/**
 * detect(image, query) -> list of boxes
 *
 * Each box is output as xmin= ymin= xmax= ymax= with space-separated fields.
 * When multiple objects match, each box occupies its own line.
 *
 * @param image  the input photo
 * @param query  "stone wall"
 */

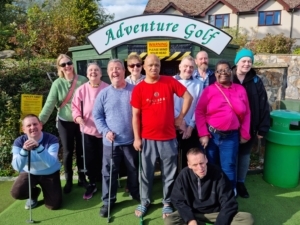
xmin=254 ymin=54 xmax=300 ymax=102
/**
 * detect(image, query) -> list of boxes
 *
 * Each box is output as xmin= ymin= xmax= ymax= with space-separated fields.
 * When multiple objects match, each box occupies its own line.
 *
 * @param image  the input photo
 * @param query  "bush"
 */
xmin=222 ymin=27 xmax=248 ymax=49
xmin=249 ymin=33 xmax=295 ymax=54
xmin=292 ymin=45 xmax=300 ymax=55
xmin=0 ymin=58 xmax=58 ymax=176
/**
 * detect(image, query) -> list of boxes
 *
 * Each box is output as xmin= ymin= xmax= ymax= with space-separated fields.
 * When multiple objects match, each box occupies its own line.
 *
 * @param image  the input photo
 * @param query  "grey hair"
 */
xmin=107 ymin=59 xmax=125 ymax=69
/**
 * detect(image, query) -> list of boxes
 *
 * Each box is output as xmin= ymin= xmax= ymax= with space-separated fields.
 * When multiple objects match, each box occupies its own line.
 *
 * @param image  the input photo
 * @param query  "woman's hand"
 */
xmin=240 ymin=137 xmax=248 ymax=144
xmin=199 ymin=136 xmax=209 ymax=149
xmin=76 ymin=116 xmax=85 ymax=126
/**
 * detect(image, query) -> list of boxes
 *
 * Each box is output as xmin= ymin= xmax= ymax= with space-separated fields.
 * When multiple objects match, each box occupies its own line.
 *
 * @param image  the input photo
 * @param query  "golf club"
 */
xmin=107 ymin=139 xmax=114 ymax=223
xmin=138 ymin=151 xmax=144 ymax=225
xmin=80 ymin=100 xmax=87 ymax=175
xmin=26 ymin=150 xmax=35 ymax=224
xmin=178 ymin=137 xmax=183 ymax=173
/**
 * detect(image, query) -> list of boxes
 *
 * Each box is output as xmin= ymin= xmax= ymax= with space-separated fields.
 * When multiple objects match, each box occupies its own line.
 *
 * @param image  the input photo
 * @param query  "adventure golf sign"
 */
xmin=87 ymin=14 xmax=232 ymax=55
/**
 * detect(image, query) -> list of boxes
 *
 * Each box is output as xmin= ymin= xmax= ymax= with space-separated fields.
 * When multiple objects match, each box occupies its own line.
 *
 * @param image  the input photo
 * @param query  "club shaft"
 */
xmin=107 ymin=141 xmax=114 ymax=222
xmin=28 ymin=150 xmax=33 ymax=221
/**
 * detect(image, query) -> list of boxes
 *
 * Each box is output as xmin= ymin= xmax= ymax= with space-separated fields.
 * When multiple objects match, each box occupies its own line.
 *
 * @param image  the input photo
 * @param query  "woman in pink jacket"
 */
xmin=72 ymin=63 xmax=109 ymax=200
xmin=195 ymin=60 xmax=250 ymax=193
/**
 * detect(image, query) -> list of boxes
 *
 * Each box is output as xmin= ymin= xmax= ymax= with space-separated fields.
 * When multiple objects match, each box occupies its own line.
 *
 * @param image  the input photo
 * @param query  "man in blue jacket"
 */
xmin=164 ymin=148 xmax=254 ymax=225
xmin=11 ymin=114 xmax=62 ymax=210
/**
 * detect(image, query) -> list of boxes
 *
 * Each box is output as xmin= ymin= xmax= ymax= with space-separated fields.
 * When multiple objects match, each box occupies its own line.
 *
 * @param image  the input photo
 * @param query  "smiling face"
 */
xmin=143 ymin=54 xmax=160 ymax=80
xmin=195 ymin=51 xmax=209 ymax=71
xmin=58 ymin=56 xmax=74 ymax=77
xmin=22 ymin=116 xmax=43 ymax=140
xmin=215 ymin=63 xmax=232 ymax=86
xmin=236 ymin=57 xmax=252 ymax=75
xmin=187 ymin=152 xmax=208 ymax=179
xmin=87 ymin=64 xmax=102 ymax=83
xmin=107 ymin=60 xmax=125 ymax=87
xmin=127 ymin=58 xmax=142 ymax=77
xmin=179 ymin=58 xmax=194 ymax=79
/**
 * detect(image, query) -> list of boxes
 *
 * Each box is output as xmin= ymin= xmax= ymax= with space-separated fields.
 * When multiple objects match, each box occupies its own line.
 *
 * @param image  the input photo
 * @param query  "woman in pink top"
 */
xmin=72 ymin=63 xmax=109 ymax=200
xmin=195 ymin=60 xmax=250 ymax=192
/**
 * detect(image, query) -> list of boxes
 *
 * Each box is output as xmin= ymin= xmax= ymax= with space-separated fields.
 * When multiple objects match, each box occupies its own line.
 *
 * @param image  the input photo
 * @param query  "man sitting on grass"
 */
xmin=164 ymin=148 xmax=254 ymax=225
xmin=10 ymin=114 xmax=62 ymax=210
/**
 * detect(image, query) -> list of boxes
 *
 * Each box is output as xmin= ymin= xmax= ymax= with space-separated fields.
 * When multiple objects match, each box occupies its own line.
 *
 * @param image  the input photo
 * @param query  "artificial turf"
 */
xmin=0 ymin=174 xmax=300 ymax=225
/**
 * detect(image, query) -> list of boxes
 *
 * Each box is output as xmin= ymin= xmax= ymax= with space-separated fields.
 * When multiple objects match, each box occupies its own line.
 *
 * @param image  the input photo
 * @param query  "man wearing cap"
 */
xmin=193 ymin=51 xmax=216 ymax=88
xmin=232 ymin=48 xmax=270 ymax=198
xmin=164 ymin=147 xmax=254 ymax=225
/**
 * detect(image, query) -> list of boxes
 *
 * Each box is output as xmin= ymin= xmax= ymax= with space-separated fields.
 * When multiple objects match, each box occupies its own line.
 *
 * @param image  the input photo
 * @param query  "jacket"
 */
xmin=232 ymin=67 xmax=270 ymax=137
xmin=171 ymin=164 xmax=238 ymax=225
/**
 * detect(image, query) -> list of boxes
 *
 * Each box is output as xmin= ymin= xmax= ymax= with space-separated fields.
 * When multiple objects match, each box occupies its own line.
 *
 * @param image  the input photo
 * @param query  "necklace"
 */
xmin=89 ymin=82 xmax=100 ymax=88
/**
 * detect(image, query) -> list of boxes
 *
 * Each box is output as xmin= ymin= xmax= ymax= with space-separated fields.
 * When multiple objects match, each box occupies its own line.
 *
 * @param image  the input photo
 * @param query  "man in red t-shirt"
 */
xmin=131 ymin=54 xmax=193 ymax=219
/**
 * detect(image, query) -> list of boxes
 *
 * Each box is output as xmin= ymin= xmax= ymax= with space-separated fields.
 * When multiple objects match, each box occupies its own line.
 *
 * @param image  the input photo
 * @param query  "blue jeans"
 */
xmin=206 ymin=131 xmax=239 ymax=189
xmin=237 ymin=137 xmax=255 ymax=182
xmin=102 ymin=144 xmax=139 ymax=205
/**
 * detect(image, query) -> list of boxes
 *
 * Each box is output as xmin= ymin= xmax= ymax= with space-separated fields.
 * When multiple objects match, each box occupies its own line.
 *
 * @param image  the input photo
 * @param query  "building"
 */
xmin=143 ymin=0 xmax=300 ymax=45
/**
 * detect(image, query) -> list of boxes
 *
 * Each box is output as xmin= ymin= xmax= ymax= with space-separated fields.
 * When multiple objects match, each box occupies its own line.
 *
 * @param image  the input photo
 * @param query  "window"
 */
xmin=209 ymin=14 xmax=229 ymax=28
xmin=76 ymin=59 xmax=109 ymax=77
xmin=258 ymin=11 xmax=281 ymax=26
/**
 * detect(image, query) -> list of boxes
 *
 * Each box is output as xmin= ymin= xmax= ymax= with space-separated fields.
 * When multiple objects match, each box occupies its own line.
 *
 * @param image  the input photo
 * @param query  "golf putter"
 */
xmin=138 ymin=151 xmax=144 ymax=225
xmin=80 ymin=101 xmax=87 ymax=174
xmin=26 ymin=150 xmax=35 ymax=224
xmin=107 ymin=139 xmax=114 ymax=223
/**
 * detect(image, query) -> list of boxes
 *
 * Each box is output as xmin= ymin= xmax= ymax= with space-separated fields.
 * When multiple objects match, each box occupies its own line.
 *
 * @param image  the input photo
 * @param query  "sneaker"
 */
xmin=99 ymin=205 xmax=109 ymax=217
xmin=237 ymin=182 xmax=249 ymax=198
xmin=63 ymin=181 xmax=73 ymax=194
xmin=25 ymin=187 xmax=41 ymax=210
xmin=83 ymin=184 xmax=97 ymax=200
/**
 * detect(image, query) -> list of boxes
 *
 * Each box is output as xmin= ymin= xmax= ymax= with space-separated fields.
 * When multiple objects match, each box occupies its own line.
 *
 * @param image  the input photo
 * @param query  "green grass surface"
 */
xmin=0 ymin=181 xmax=15 ymax=213
xmin=1 ymin=174 xmax=300 ymax=225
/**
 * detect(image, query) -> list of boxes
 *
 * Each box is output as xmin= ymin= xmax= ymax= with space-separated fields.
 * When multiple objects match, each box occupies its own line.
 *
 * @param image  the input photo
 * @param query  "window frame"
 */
xmin=258 ymin=10 xmax=281 ymax=26
xmin=208 ymin=14 xmax=230 ymax=28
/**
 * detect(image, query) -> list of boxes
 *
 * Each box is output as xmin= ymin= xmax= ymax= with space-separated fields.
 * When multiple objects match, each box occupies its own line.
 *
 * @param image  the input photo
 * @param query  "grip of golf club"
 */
xmin=80 ymin=100 xmax=84 ymax=119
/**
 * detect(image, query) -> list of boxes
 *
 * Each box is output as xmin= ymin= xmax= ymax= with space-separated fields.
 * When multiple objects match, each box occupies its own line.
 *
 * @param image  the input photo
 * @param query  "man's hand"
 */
xmin=76 ymin=116 xmax=85 ymax=126
xmin=188 ymin=220 xmax=198 ymax=225
xmin=23 ymin=139 xmax=39 ymax=151
xmin=240 ymin=137 xmax=248 ymax=144
xmin=106 ymin=131 xmax=115 ymax=143
xmin=133 ymin=138 xmax=142 ymax=151
xmin=182 ymin=126 xmax=193 ymax=139
xmin=175 ymin=115 xmax=184 ymax=130
xmin=199 ymin=136 xmax=209 ymax=149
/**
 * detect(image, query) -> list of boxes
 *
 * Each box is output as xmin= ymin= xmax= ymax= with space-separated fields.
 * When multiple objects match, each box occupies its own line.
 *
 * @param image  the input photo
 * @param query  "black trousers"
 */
xmin=58 ymin=119 xmax=83 ymax=181
xmin=11 ymin=171 xmax=62 ymax=210
xmin=83 ymin=133 xmax=103 ymax=183
xmin=176 ymin=128 xmax=200 ymax=171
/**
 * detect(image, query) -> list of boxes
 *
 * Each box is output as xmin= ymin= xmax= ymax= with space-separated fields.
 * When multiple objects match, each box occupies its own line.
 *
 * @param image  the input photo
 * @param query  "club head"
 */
xmin=107 ymin=217 xmax=110 ymax=223
xmin=26 ymin=219 xmax=35 ymax=224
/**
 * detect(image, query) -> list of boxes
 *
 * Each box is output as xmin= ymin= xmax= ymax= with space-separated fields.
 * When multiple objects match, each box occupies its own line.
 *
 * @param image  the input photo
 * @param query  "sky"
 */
xmin=101 ymin=0 xmax=149 ymax=21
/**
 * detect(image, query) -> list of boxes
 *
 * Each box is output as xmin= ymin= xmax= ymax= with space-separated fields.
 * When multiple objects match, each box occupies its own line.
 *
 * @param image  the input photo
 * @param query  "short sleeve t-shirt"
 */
xmin=131 ymin=75 xmax=187 ymax=140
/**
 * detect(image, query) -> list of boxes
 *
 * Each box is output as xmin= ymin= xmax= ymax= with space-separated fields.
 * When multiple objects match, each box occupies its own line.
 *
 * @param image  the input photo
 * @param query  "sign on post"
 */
xmin=21 ymin=94 xmax=43 ymax=119
xmin=87 ymin=14 xmax=232 ymax=55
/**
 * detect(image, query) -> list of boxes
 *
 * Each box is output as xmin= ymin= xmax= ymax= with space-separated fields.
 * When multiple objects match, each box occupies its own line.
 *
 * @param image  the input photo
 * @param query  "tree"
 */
xmin=9 ymin=0 xmax=114 ymax=57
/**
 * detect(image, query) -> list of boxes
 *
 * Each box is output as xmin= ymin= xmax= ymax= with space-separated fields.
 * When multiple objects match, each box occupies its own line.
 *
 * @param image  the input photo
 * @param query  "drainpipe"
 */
xmin=290 ymin=8 xmax=295 ymax=39
xmin=236 ymin=12 xmax=240 ymax=39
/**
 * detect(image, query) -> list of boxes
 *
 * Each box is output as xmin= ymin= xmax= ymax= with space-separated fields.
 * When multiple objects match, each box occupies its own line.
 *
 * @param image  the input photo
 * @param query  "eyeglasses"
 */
xmin=216 ymin=69 xmax=231 ymax=74
xmin=128 ymin=63 xmax=142 ymax=68
xmin=59 ymin=61 xmax=73 ymax=67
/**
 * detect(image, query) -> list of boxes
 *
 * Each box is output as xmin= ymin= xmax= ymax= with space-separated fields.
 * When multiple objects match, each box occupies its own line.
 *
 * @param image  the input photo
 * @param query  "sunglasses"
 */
xmin=59 ymin=61 xmax=73 ymax=67
xmin=216 ymin=68 xmax=231 ymax=74
xmin=128 ymin=63 xmax=142 ymax=68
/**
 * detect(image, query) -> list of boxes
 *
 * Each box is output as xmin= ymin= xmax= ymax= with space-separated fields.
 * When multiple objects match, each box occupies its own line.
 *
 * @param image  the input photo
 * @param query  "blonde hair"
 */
xmin=127 ymin=53 xmax=143 ymax=64
xmin=56 ymin=54 xmax=76 ymax=78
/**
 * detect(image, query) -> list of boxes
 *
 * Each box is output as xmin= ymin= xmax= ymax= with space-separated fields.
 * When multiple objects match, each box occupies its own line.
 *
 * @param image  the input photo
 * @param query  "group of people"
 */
xmin=10 ymin=48 xmax=270 ymax=225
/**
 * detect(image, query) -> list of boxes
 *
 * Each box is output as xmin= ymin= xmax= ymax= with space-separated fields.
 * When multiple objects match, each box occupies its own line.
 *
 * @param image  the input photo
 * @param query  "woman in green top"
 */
xmin=39 ymin=54 xmax=88 ymax=194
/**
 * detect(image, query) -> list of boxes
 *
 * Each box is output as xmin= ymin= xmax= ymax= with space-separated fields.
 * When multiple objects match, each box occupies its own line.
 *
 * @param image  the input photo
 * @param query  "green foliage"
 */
xmin=0 ymin=58 xmax=58 ymax=176
xmin=292 ymin=46 xmax=300 ymax=55
xmin=222 ymin=27 xmax=248 ymax=49
xmin=253 ymin=33 xmax=295 ymax=54
xmin=7 ymin=0 xmax=114 ymax=57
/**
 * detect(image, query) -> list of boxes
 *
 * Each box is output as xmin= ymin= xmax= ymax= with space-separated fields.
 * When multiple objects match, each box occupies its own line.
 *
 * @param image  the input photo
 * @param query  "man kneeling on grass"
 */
xmin=10 ymin=114 xmax=62 ymax=210
xmin=164 ymin=148 xmax=254 ymax=225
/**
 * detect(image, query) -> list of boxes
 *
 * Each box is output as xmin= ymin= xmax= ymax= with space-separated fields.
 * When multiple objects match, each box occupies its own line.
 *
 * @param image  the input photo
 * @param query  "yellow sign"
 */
xmin=147 ymin=41 xmax=170 ymax=57
xmin=21 ymin=94 xmax=43 ymax=119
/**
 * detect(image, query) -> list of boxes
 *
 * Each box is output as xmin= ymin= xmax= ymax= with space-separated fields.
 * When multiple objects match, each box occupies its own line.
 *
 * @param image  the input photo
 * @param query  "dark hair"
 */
xmin=22 ymin=114 xmax=40 ymax=125
xmin=215 ymin=60 xmax=231 ymax=71
xmin=186 ymin=147 xmax=206 ymax=157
